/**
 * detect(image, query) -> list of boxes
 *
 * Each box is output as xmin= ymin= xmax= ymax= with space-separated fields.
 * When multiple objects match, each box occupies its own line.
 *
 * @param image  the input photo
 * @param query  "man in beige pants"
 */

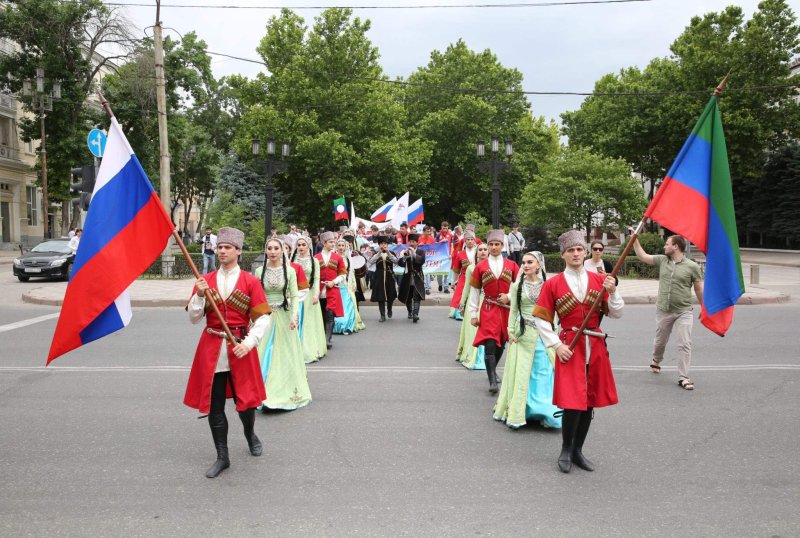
xmin=630 ymin=233 xmax=704 ymax=390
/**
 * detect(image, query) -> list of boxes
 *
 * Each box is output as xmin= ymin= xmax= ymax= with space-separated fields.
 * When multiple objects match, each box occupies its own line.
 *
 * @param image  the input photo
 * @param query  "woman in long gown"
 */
xmin=493 ymin=251 xmax=561 ymax=429
xmin=333 ymin=239 xmax=365 ymax=334
xmin=456 ymin=243 xmax=488 ymax=370
xmin=255 ymin=238 xmax=312 ymax=410
xmin=292 ymin=236 xmax=327 ymax=364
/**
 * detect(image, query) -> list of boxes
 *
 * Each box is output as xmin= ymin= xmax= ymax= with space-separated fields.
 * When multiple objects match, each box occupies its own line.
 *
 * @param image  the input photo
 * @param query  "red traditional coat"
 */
xmin=315 ymin=251 xmax=347 ymax=317
xmin=184 ymin=270 xmax=271 ymax=414
xmin=291 ymin=261 xmax=309 ymax=291
xmin=470 ymin=257 xmax=519 ymax=347
xmin=533 ymin=272 xmax=618 ymax=410
xmin=449 ymin=247 xmax=476 ymax=309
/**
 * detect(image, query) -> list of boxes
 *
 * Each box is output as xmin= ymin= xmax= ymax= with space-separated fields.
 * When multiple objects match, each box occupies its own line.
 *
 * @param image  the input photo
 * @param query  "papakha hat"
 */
xmin=217 ymin=227 xmax=244 ymax=249
xmin=320 ymin=231 xmax=336 ymax=242
xmin=558 ymin=230 xmax=585 ymax=254
xmin=486 ymin=229 xmax=505 ymax=243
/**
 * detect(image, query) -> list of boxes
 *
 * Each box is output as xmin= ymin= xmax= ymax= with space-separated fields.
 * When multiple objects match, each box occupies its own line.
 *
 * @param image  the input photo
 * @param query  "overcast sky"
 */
xmin=117 ymin=0 xmax=766 ymax=123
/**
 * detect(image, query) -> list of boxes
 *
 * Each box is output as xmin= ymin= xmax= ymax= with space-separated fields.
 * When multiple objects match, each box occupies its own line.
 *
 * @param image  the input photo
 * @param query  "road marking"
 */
xmin=0 ymin=313 xmax=59 ymax=333
xmin=1 ymin=364 xmax=799 ymax=373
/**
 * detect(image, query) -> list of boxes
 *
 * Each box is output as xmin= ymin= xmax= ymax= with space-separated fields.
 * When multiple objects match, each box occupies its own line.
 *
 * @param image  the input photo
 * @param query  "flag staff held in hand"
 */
xmin=96 ymin=91 xmax=240 ymax=348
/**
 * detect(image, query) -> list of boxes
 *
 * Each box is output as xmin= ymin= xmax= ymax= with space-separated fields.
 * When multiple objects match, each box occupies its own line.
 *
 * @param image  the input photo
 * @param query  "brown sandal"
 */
xmin=649 ymin=362 xmax=661 ymax=374
xmin=678 ymin=378 xmax=694 ymax=390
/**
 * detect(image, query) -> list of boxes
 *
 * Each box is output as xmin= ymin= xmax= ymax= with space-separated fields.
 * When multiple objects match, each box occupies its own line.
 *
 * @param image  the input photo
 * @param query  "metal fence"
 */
xmin=140 ymin=252 xmax=266 ymax=279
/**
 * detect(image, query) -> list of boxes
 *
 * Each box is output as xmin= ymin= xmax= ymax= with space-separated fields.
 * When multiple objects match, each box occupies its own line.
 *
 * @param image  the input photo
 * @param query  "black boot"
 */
xmin=412 ymin=299 xmax=420 ymax=323
xmin=485 ymin=353 xmax=499 ymax=393
xmin=572 ymin=409 xmax=594 ymax=471
xmin=324 ymin=311 xmax=334 ymax=349
xmin=238 ymin=408 xmax=262 ymax=457
xmin=558 ymin=410 xmax=580 ymax=473
xmin=378 ymin=302 xmax=386 ymax=322
xmin=407 ymin=305 xmax=413 ymax=319
xmin=206 ymin=413 xmax=230 ymax=478
xmin=387 ymin=303 xmax=393 ymax=319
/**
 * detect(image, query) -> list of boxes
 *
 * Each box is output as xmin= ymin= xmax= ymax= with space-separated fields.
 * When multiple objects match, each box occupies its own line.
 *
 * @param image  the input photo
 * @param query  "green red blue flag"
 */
xmin=645 ymin=95 xmax=744 ymax=336
xmin=333 ymin=196 xmax=348 ymax=221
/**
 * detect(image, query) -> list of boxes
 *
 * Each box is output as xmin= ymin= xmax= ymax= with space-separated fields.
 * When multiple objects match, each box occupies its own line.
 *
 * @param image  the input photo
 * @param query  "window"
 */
xmin=26 ymin=185 xmax=37 ymax=225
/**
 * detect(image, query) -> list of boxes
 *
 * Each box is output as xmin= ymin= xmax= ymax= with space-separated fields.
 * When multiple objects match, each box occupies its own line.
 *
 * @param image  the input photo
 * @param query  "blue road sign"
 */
xmin=87 ymin=128 xmax=107 ymax=158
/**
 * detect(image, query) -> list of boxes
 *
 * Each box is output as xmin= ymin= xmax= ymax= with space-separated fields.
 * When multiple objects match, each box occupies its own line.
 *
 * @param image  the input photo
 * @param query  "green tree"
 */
xmin=232 ymin=8 xmax=432 ymax=230
xmin=101 ymin=31 xmax=228 ymax=235
xmin=0 ymin=0 xmax=136 ymax=232
xmin=518 ymin=147 xmax=647 ymax=238
xmin=562 ymin=1 xmax=800 ymax=245
xmin=405 ymin=40 xmax=560 ymax=225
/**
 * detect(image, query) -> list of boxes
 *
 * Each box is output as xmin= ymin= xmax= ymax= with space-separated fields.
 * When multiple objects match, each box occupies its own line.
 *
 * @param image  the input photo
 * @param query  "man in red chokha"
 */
xmin=533 ymin=230 xmax=623 ymax=474
xmin=448 ymin=230 xmax=478 ymax=320
xmin=184 ymin=227 xmax=272 ymax=479
xmin=315 ymin=230 xmax=347 ymax=349
xmin=468 ymin=229 xmax=519 ymax=393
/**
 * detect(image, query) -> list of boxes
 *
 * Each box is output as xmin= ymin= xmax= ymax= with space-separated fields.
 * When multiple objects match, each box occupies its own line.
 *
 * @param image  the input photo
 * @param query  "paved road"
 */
xmin=1 ymin=299 xmax=798 ymax=536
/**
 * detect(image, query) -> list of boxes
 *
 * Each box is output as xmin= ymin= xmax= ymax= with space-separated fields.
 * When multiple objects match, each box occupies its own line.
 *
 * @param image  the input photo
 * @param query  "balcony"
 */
xmin=0 ymin=94 xmax=16 ymax=116
xmin=0 ymin=145 xmax=20 ymax=161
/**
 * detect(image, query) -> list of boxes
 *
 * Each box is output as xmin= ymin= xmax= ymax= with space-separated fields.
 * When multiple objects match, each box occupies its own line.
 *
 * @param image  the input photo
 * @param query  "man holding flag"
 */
xmin=631 ymin=235 xmax=703 ymax=390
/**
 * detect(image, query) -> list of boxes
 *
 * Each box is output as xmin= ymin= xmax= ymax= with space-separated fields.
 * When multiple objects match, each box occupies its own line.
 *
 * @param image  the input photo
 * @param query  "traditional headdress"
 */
xmin=217 ymin=227 xmax=244 ymax=249
xmin=558 ymin=230 xmax=585 ymax=254
xmin=320 ymin=231 xmax=336 ymax=242
xmin=463 ymin=230 xmax=476 ymax=240
xmin=486 ymin=229 xmax=505 ymax=243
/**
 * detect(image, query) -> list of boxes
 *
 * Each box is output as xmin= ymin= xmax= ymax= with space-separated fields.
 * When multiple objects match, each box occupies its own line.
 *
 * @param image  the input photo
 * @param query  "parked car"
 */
xmin=13 ymin=239 xmax=75 ymax=282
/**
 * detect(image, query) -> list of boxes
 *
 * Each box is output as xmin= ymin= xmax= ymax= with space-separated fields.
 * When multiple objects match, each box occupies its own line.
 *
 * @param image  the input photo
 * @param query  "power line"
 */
xmin=205 ymin=50 xmax=800 ymax=97
xmin=104 ymin=0 xmax=652 ymax=10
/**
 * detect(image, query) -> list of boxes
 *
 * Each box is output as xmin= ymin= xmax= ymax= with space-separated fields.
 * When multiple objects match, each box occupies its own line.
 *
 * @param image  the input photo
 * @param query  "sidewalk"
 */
xmin=20 ymin=276 xmax=789 ymax=307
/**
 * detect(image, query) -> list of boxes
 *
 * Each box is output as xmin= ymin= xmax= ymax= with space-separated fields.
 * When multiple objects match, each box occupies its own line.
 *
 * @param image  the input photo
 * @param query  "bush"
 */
xmin=141 ymin=251 xmax=267 ymax=279
xmin=619 ymin=232 xmax=664 ymax=255
xmin=541 ymin=253 xmax=660 ymax=279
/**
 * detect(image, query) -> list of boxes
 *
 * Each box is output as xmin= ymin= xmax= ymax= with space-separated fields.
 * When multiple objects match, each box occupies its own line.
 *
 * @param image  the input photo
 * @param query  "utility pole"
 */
xmin=154 ymin=0 xmax=174 ymax=274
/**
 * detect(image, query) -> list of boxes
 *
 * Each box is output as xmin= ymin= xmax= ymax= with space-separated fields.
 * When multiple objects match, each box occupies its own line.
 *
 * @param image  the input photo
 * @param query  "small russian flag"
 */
xmin=407 ymin=198 xmax=424 ymax=226
xmin=370 ymin=197 xmax=396 ymax=223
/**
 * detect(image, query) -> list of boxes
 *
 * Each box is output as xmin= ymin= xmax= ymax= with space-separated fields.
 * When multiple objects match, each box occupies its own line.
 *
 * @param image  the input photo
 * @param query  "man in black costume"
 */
xmin=367 ymin=236 xmax=398 ymax=322
xmin=398 ymin=233 xmax=426 ymax=323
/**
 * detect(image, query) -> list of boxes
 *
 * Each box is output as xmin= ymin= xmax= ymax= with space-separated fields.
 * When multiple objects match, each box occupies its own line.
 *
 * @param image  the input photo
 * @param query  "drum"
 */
xmin=350 ymin=253 xmax=368 ymax=278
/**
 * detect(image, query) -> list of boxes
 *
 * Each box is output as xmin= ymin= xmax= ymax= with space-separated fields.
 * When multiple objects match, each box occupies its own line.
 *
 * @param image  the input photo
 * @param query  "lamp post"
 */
xmin=476 ymin=136 xmax=512 ymax=229
xmin=252 ymin=137 xmax=289 ymax=244
xmin=23 ymin=68 xmax=62 ymax=239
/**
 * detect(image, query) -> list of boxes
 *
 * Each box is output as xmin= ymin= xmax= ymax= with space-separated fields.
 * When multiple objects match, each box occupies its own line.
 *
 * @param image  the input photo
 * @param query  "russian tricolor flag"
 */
xmin=47 ymin=117 xmax=175 ymax=364
xmin=370 ymin=197 xmax=396 ymax=223
xmin=645 ymin=95 xmax=744 ymax=336
xmin=407 ymin=198 xmax=424 ymax=226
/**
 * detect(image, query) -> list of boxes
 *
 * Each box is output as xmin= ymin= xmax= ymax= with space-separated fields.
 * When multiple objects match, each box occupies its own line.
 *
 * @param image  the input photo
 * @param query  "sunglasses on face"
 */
xmin=592 ymin=247 xmax=604 ymax=252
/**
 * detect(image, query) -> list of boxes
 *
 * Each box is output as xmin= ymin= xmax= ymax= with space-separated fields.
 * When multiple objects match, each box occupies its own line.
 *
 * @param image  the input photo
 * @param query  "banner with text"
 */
xmin=389 ymin=241 xmax=450 ymax=276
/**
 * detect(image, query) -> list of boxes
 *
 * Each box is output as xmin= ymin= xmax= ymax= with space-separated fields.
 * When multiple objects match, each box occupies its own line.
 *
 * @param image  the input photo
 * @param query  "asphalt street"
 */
xmin=1 ymin=279 xmax=798 ymax=537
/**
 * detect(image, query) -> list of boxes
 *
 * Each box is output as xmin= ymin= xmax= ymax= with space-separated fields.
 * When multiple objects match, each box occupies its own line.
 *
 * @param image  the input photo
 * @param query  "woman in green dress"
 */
xmin=493 ymin=251 xmax=561 ymax=429
xmin=292 ymin=236 xmax=327 ymax=364
xmin=255 ymin=238 xmax=312 ymax=410
xmin=457 ymin=243 xmax=488 ymax=369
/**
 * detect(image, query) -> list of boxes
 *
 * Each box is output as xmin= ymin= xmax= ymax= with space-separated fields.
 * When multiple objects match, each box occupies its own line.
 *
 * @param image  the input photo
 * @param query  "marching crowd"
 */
xmin=185 ymin=221 xmax=702 ymax=479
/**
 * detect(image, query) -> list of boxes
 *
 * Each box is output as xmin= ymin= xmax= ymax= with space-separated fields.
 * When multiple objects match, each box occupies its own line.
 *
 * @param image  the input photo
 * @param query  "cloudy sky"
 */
xmin=117 ymin=0 xmax=766 ymax=122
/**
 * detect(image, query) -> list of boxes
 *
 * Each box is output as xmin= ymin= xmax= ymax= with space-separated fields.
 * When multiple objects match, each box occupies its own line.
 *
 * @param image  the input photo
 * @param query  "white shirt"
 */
xmin=319 ymin=249 xmax=345 ymax=298
xmin=534 ymin=267 xmax=624 ymax=352
xmin=508 ymin=231 xmax=525 ymax=252
xmin=188 ymin=265 xmax=271 ymax=373
xmin=468 ymin=255 xmax=505 ymax=317
xmin=68 ymin=235 xmax=80 ymax=254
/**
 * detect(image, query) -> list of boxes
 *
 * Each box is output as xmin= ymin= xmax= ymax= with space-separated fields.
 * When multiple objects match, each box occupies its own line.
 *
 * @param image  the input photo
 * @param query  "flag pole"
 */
xmin=96 ymin=91 xmax=241 ymax=347
xmin=566 ymin=73 xmax=732 ymax=351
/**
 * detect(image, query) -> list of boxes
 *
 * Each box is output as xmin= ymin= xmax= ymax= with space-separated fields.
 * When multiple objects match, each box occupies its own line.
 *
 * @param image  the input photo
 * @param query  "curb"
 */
xmin=21 ymin=291 xmax=790 ymax=308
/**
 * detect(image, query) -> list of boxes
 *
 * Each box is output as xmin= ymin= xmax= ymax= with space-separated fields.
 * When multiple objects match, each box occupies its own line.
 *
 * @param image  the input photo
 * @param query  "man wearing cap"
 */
xmin=185 ymin=227 xmax=272 ymax=478
xmin=368 ymin=235 xmax=398 ymax=322
xmin=468 ymin=229 xmax=520 ymax=393
xmin=398 ymin=233 xmax=426 ymax=322
xmin=533 ymin=230 xmax=623 ymax=474
xmin=449 ymin=230 xmax=478 ymax=319
xmin=315 ymin=231 xmax=347 ymax=348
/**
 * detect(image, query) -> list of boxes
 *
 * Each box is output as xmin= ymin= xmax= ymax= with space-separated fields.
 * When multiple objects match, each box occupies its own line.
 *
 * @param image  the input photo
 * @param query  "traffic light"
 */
xmin=70 ymin=165 xmax=96 ymax=211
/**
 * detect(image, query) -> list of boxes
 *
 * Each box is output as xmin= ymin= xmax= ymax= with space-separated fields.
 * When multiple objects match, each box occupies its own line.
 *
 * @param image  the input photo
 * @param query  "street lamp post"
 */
xmin=476 ymin=137 xmax=512 ymax=229
xmin=252 ymin=137 xmax=289 ymax=244
xmin=23 ymin=68 xmax=62 ymax=239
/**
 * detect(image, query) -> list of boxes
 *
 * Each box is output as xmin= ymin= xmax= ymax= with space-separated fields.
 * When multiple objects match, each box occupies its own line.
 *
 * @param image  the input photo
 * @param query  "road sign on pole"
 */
xmin=87 ymin=128 xmax=107 ymax=158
